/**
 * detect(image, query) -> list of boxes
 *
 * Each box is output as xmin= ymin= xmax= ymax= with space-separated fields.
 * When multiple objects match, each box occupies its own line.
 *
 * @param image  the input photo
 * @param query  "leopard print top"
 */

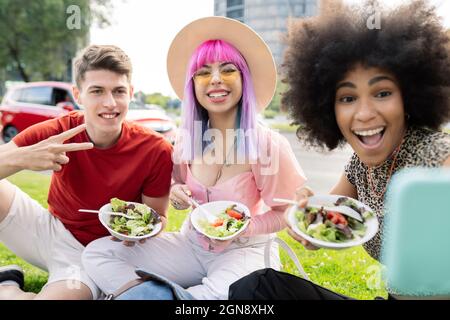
xmin=344 ymin=126 xmax=450 ymax=261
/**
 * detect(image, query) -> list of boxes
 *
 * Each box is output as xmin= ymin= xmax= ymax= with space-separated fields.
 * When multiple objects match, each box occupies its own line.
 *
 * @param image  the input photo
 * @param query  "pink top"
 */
xmin=172 ymin=126 xmax=307 ymax=251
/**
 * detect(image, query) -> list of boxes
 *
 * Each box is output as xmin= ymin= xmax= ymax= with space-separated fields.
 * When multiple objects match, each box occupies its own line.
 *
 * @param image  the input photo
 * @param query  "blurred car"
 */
xmin=127 ymin=100 xmax=177 ymax=144
xmin=143 ymin=103 xmax=164 ymax=112
xmin=0 ymin=81 xmax=80 ymax=142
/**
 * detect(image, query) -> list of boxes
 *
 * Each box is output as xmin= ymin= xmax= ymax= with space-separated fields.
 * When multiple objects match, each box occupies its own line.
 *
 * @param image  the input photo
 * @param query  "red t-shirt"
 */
xmin=13 ymin=112 xmax=173 ymax=246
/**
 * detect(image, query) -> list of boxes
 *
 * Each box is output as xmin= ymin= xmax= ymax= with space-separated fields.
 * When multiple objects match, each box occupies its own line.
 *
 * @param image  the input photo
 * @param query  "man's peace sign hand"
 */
xmin=17 ymin=124 xmax=94 ymax=172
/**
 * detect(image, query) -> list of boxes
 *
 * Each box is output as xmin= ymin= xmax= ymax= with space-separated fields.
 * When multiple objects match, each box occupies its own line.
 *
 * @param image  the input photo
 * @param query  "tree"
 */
xmin=145 ymin=92 xmax=171 ymax=108
xmin=0 ymin=0 xmax=113 ymax=82
xmin=267 ymin=79 xmax=287 ymax=113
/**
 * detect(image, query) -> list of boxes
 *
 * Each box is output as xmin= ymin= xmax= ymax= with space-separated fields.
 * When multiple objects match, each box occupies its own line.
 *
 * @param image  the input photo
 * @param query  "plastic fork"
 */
xmin=188 ymin=198 xmax=218 ymax=222
xmin=78 ymin=209 xmax=138 ymax=220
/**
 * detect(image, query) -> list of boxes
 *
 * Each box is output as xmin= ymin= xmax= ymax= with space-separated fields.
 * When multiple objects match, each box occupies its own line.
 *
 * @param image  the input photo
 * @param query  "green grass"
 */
xmin=2 ymin=171 xmax=51 ymax=293
xmin=1 ymin=171 xmax=387 ymax=299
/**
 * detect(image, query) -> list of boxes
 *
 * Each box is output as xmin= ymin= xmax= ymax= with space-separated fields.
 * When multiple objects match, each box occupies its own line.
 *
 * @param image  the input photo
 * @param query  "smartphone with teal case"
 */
xmin=381 ymin=168 xmax=450 ymax=298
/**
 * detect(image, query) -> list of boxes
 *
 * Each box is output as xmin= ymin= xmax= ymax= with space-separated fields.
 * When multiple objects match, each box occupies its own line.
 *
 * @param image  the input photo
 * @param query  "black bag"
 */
xmin=228 ymin=237 xmax=353 ymax=300
xmin=229 ymin=268 xmax=352 ymax=300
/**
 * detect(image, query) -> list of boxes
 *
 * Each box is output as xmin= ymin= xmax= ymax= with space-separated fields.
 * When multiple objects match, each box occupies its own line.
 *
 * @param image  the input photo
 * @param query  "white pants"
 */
xmin=82 ymin=219 xmax=280 ymax=300
xmin=0 ymin=186 xmax=100 ymax=299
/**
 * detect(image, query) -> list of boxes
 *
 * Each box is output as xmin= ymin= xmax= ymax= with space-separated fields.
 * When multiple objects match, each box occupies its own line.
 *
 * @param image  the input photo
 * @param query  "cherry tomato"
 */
xmin=326 ymin=211 xmax=348 ymax=226
xmin=211 ymin=219 xmax=224 ymax=227
xmin=226 ymin=209 xmax=243 ymax=220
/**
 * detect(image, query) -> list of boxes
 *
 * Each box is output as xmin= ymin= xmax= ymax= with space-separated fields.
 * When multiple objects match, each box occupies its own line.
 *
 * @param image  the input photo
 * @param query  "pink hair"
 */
xmin=178 ymin=39 xmax=258 ymax=162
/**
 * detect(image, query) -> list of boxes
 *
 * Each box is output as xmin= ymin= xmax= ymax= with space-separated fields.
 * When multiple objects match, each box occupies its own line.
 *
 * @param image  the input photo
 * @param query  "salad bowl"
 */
xmin=99 ymin=198 xmax=162 ymax=241
xmin=287 ymin=195 xmax=378 ymax=249
xmin=190 ymin=201 xmax=251 ymax=241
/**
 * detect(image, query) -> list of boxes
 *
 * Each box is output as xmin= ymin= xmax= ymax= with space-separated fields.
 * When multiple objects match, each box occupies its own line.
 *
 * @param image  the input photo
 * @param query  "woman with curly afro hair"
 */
xmin=282 ymin=0 xmax=450 ymax=265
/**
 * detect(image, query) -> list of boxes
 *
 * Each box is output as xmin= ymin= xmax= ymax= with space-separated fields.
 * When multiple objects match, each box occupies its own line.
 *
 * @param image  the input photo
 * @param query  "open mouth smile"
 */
xmin=352 ymin=126 xmax=386 ymax=149
xmin=98 ymin=112 xmax=120 ymax=119
xmin=207 ymin=90 xmax=230 ymax=102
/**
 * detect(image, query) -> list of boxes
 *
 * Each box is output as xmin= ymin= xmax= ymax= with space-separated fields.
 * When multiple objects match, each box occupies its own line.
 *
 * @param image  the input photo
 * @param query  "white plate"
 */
xmin=190 ymin=201 xmax=251 ymax=241
xmin=287 ymin=195 xmax=379 ymax=249
xmin=99 ymin=201 xmax=162 ymax=241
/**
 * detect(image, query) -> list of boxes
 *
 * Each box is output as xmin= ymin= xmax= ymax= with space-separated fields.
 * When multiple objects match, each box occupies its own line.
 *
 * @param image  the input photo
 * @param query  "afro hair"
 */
xmin=281 ymin=0 xmax=450 ymax=150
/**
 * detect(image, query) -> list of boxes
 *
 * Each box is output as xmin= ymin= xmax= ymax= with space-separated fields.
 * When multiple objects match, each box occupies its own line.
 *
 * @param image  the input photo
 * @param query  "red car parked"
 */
xmin=0 ymin=82 xmax=79 ymax=142
xmin=0 ymin=82 xmax=177 ymax=144
xmin=127 ymin=101 xmax=177 ymax=144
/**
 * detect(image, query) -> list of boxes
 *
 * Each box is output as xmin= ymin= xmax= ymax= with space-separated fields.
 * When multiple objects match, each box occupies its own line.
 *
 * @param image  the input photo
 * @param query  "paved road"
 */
xmin=281 ymin=132 xmax=353 ymax=195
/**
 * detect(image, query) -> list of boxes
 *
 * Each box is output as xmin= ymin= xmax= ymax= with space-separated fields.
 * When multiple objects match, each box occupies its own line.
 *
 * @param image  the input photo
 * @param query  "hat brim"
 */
xmin=167 ymin=16 xmax=277 ymax=112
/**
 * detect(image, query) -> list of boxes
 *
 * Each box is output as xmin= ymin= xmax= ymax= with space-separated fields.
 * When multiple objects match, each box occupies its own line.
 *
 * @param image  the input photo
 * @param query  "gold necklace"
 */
xmin=367 ymin=140 xmax=404 ymax=199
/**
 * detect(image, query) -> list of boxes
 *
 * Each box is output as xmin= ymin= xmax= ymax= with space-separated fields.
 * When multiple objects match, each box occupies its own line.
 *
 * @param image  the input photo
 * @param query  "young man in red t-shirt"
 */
xmin=0 ymin=45 xmax=173 ymax=300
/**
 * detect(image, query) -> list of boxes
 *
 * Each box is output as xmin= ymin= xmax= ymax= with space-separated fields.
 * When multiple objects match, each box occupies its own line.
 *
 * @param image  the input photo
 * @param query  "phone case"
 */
xmin=381 ymin=168 xmax=450 ymax=297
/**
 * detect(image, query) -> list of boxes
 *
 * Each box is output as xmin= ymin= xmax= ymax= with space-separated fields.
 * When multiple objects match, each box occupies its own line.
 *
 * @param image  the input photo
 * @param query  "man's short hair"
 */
xmin=73 ymin=44 xmax=132 ymax=88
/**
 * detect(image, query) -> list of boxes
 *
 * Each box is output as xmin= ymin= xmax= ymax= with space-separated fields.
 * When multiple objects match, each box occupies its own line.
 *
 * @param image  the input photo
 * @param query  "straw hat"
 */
xmin=167 ymin=16 xmax=277 ymax=111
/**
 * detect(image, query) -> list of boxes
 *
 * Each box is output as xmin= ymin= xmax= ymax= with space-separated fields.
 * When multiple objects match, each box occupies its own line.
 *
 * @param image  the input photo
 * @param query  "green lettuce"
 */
xmin=108 ymin=198 xmax=158 ymax=237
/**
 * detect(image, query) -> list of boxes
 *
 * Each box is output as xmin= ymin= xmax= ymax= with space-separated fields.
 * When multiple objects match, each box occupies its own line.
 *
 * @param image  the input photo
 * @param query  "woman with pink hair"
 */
xmin=82 ymin=17 xmax=306 ymax=300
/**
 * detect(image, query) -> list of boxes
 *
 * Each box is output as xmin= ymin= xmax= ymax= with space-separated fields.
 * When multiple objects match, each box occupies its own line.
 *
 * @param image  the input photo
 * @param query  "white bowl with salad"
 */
xmin=99 ymin=198 xmax=162 ymax=241
xmin=287 ymin=195 xmax=378 ymax=249
xmin=190 ymin=201 xmax=251 ymax=241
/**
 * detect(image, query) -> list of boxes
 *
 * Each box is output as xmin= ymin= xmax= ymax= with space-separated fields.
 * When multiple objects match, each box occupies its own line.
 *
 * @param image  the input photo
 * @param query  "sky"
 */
xmin=90 ymin=0 xmax=214 ymax=98
xmin=90 ymin=0 xmax=450 ymax=98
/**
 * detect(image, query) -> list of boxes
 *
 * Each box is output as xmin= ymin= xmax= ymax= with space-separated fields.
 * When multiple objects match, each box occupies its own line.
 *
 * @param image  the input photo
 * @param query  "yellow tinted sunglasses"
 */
xmin=192 ymin=67 xmax=241 ymax=86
